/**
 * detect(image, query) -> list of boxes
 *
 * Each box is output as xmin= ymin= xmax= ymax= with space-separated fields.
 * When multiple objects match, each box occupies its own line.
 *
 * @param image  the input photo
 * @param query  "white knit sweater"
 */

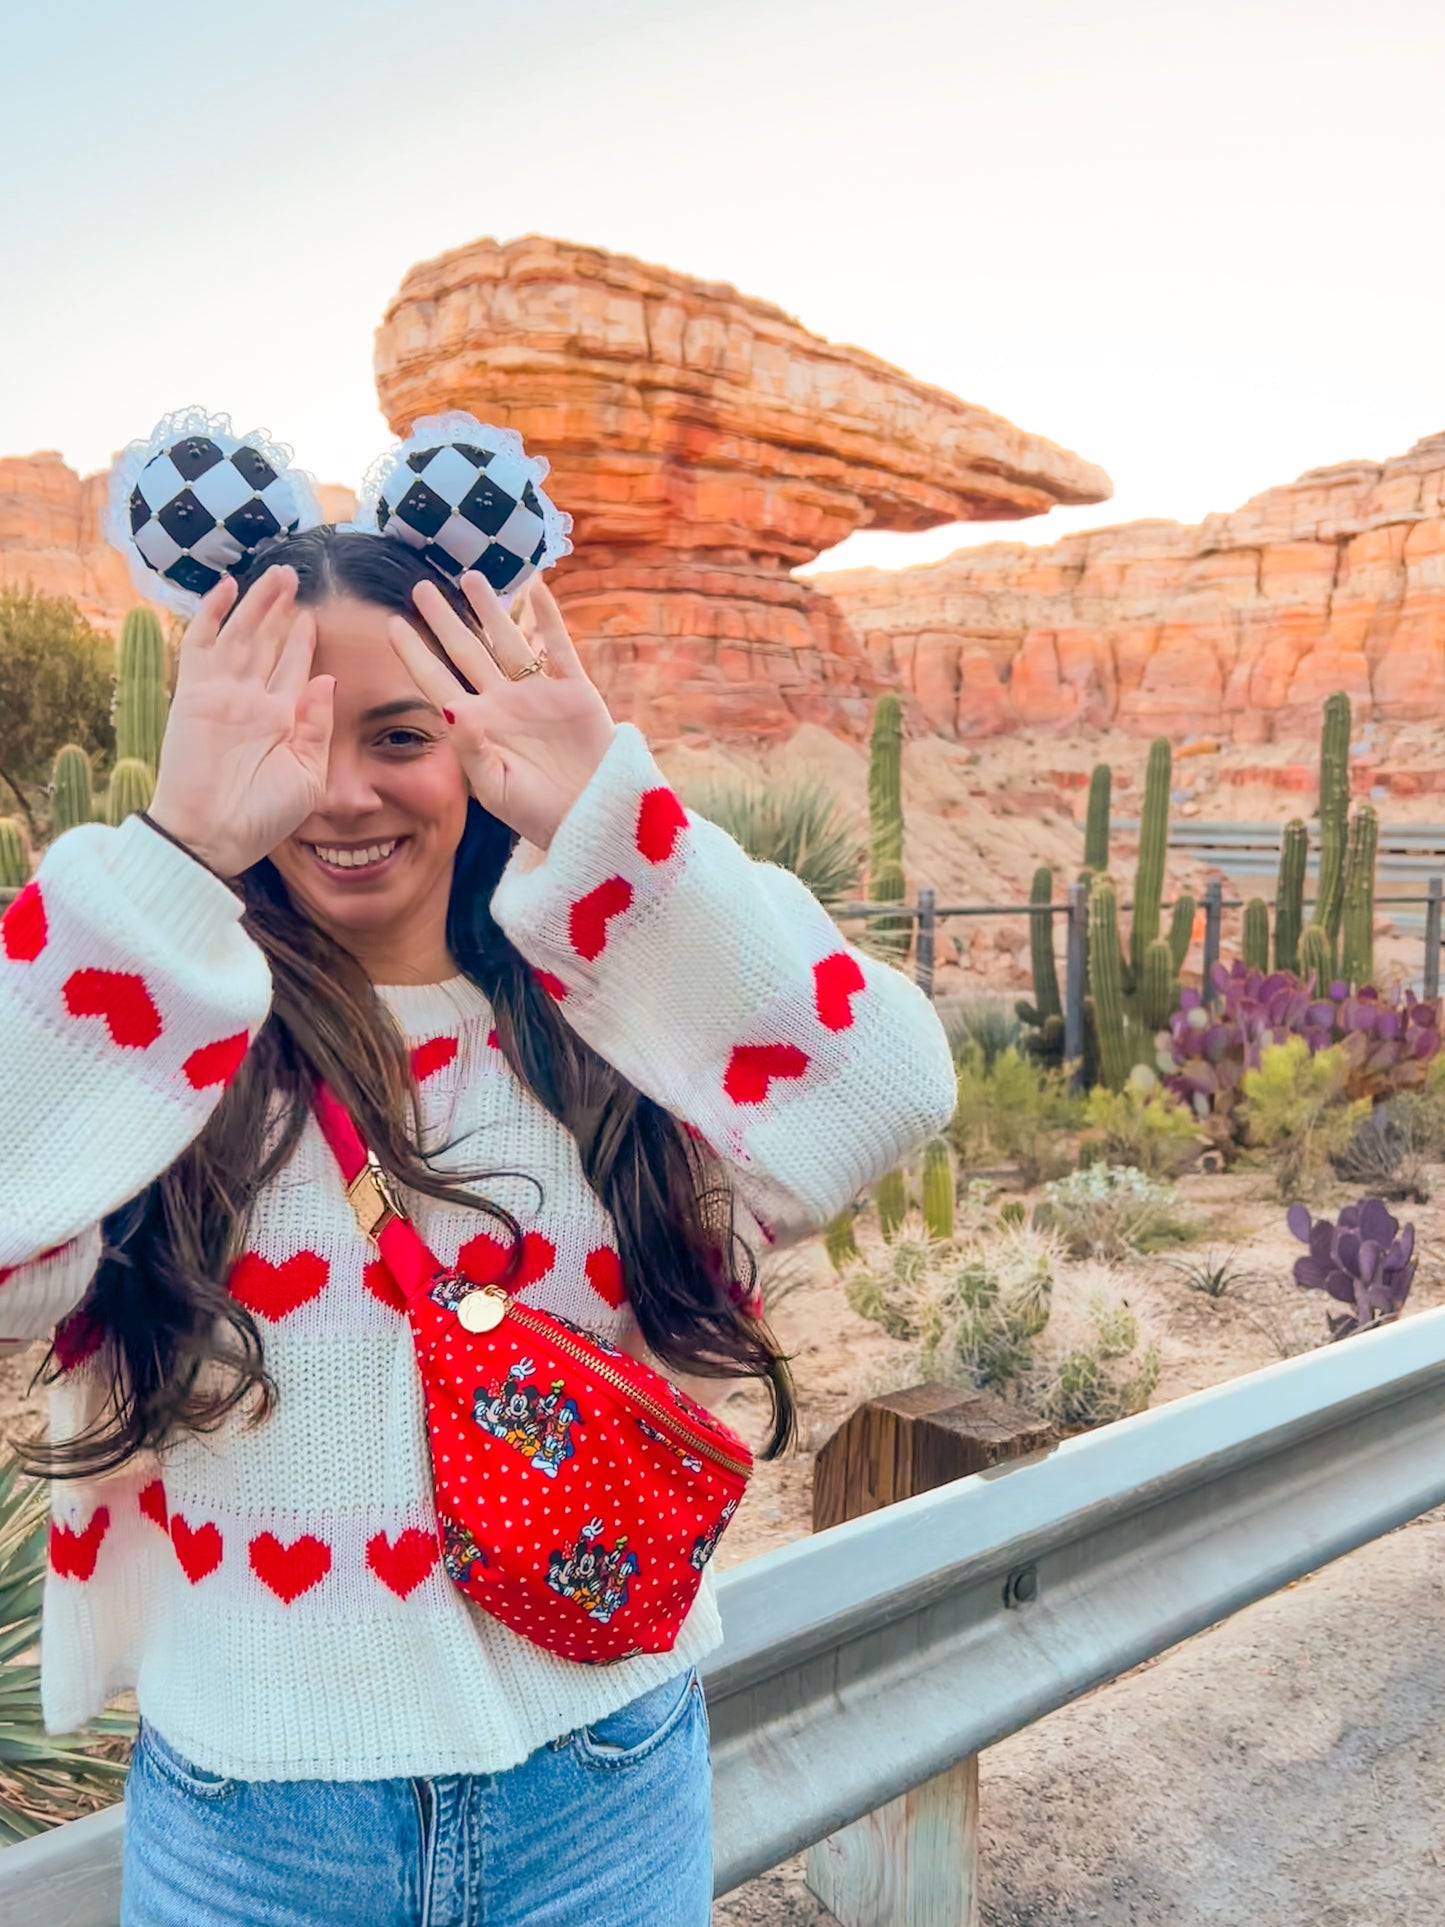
xmin=0 ymin=723 xmax=955 ymax=1782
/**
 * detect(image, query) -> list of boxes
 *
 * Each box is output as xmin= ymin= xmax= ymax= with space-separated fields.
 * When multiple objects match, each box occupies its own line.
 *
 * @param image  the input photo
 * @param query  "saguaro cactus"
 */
xmin=1140 ymin=938 xmax=1178 ymax=1034
xmin=875 ymin=1169 xmax=907 ymax=1241
xmin=115 ymin=606 xmax=169 ymax=772
xmin=1274 ymin=819 xmax=1308 ymax=973
xmin=867 ymin=693 xmax=907 ymax=960
xmin=921 ymin=1138 xmax=955 ymax=1242
xmin=1168 ymin=892 xmax=1196 ymax=974
xmin=1341 ymin=801 xmax=1378 ymax=988
xmin=0 ymin=817 xmax=30 ymax=888
xmin=1312 ymin=692 xmax=1351 ymax=953
xmin=1130 ymin=738 xmax=1172 ymax=984
xmin=106 ymin=758 xmax=155 ymax=826
xmin=1024 ymin=865 xmax=1061 ymax=1023
xmin=50 ymin=744 xmax=96 ymax=835
xmin=1299 ymin=925 xmax=1333 ymax=992
xmin=1242 ymin=898 xmax=1270 ymax=972
xmin=1084 ymin=764 xmax=1111 ymax=874
xmin=1089 ymin=875 xmax=1132 ymax=1091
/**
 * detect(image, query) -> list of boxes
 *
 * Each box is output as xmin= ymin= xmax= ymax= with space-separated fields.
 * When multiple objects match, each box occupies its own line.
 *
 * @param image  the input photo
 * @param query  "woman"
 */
xmin=0 ymin=515 xmax=955 ymax=1922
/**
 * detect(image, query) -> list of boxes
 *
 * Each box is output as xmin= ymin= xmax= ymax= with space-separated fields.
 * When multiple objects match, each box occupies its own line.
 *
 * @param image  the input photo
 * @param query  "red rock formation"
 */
xmin=373 ymin=235 xmax=1110 ymax=742
xmin=818 ymin=434 xmax=1445 ymax=744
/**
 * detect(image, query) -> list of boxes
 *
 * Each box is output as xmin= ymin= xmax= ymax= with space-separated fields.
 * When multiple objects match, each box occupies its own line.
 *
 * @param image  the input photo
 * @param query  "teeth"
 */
xmin=313 ymin=840 xmax=398 ymax=869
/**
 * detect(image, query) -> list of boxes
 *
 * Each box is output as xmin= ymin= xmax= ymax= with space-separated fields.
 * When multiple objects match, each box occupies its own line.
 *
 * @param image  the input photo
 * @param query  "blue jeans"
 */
xmin=121 ymin=1670 xmax=711 ymax=1926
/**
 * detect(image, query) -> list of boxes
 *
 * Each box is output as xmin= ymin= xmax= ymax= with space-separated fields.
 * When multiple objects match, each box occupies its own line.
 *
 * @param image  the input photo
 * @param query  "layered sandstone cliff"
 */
xmin=373 ymin=234 xmax=1111 ymax=741
xmin=818 ymin=434 xmax=1445 ymax=743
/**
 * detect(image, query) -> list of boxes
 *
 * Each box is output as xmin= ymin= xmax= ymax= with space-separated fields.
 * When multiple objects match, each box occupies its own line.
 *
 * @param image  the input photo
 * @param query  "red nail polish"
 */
xmin=442 ymin=707 xmax=456 ymax=724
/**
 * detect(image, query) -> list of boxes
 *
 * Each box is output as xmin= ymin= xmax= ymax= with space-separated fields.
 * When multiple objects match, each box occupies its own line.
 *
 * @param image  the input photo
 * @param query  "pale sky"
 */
xmin=4 ymin=0 xmax=1444 ymax=574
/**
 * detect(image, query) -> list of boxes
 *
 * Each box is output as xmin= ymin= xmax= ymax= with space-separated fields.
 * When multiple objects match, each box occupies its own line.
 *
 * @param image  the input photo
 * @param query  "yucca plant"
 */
xmin=0 ymin=1453 xmax=132 ymax=1841
xmin=685 ymin=779 xmax=863 ymax=910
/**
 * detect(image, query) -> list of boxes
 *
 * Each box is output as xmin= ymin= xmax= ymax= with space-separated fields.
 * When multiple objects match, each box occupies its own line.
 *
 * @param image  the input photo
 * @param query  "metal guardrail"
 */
xmin=6 ymin=1306 xmax=1445 ymax=1918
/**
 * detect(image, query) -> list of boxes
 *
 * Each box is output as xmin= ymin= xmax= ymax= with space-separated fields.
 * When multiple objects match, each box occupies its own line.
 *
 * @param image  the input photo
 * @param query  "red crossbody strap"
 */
xmin=311 ymin=1082 xmax=440 ymax=1306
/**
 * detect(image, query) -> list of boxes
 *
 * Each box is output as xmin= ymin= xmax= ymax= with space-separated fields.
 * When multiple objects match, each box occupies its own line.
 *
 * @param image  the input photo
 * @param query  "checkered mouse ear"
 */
xmin=356 ymin=412 xmax=573 ymax=595
xmin=105 ymin=407 xmax=325 ymax=615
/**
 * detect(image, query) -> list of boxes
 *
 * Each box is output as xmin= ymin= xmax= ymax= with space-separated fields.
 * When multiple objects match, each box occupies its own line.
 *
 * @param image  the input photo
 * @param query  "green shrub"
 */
xmin=685 ymin=778 xmax=862 ymax=909
xmin=1083 ymin=1070 xmax=1203 ymax=1177
xmin=945 ymin=997 xmax=1022 ymax=1071
xmin=1037 ymin=1164 xmax=1193 ymax=1259
xmin=0 ymin=589 xmax=115 ymax=833
xmin=1241 ymin=1037 xmax=1370 ymax=1200
xmin=951 ymin=1044 xmax=1081 ymax=1186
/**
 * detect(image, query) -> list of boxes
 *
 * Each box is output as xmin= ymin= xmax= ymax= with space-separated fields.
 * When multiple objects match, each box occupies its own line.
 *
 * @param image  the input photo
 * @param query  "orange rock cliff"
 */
xmin=816 ymin=435 xmax=1445 ymax=743
xmin=372 ymin=235 xmax=1110 ymax=742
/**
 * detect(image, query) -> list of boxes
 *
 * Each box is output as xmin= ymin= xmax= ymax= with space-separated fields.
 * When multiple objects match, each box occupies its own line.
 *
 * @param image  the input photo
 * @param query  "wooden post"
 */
xmin=1063 ymin=879 xmax=1087 ymax=1093
xmin=807 ymin=1387 xmax=1058 ymax=1927
xmin=914 ymin=888 xmax=936 ymax=999
xmin=1426 ymin=876 xmax=1442 ymax=1003
xmin=1202 ymin=877 xmax=1223 ymax=1005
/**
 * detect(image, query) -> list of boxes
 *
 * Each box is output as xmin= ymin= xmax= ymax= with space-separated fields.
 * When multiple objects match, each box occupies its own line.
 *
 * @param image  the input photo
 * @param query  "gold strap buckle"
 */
xmin=345 ymin=1153 xmax=401 ymax=1247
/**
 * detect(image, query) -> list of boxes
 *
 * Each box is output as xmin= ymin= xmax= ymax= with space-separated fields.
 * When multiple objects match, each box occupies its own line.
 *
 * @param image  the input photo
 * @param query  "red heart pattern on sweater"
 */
xmin=171 ymin=1514 xmax=224 ymax=1583
xmin=363 ymin=1258 xmax=407 ymax=1314
xmin=723 ymin=1041 xmax=810 ymax=1105
xmin=182 ymin=1031 xmax=249 ymax=1090
xmin=52 ymin=1306 xmax=103 ymax=1372
xmin=1 ymin=882 xmax=47 ymax=962
xmin=366 ymin=1527 xmax=439 ymax=1599
xmin=49 ymin=1506 xmax=110 ymax=1581
xmin=249 ymin=1532 xmax=331 ymax=1604
xmin=636 ymin=787 xmax=688 ymax=863
xmin=568 ymin=876 xmax=634 ymax=961
xmin=138 ymin=1480 xmax=169 ymax=1530
xmin=63 ymin=968 xmax=162 ymax=1049
xmin=410 ymin=1035 xmax=458 ymax=1083
xmin=813 ymin=951 xmax=867 ymax=1032
xmin=534 ymin=969 xmax=568 ymax=1001
xmin=584 ymin=1245 xmax=627 ymax=1309
xmin=228 ymin=1250 xmax=329 ymax=1322
xmin=457 ymin=1230 xmax=557 ymax=1293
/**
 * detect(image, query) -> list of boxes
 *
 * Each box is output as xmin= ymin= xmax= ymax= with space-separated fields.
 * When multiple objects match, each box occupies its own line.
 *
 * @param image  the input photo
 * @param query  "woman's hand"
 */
xmin=388 ymin=573 xmax=615 ymax=850
xmin=148 ymin=567 xmax=335 ymax=878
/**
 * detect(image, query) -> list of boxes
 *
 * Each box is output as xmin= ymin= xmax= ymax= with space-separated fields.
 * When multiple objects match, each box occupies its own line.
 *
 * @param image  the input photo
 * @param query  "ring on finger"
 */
xmin=508 ymin=654 xmax=546 ymax=681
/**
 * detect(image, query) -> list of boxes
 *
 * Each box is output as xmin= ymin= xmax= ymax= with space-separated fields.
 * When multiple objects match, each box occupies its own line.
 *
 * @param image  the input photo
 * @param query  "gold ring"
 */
xmin=508 ymin=656 xmax=545 ymax=681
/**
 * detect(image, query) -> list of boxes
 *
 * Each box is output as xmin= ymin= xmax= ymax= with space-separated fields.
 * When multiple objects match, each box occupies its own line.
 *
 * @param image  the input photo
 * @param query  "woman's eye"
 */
xmin=378 ymin=729 xmax=432 ymax=751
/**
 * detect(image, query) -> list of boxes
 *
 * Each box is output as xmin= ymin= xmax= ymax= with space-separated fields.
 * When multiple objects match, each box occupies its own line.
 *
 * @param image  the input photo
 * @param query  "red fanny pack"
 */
xmin=312 ymin=1085 xmax=753 ymax=1664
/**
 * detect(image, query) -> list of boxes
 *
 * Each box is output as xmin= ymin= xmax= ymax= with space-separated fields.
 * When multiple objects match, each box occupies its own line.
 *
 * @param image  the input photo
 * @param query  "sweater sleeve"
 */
xmin=490 ymin=724 xmax=957 ymax=1243
xmin=0 ymin=816 xmax=272 ymax=1336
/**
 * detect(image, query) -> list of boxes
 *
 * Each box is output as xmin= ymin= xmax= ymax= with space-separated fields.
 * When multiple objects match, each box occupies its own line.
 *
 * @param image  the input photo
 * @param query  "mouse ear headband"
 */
xmin=106 ymin=406 xmax=573 ymax=617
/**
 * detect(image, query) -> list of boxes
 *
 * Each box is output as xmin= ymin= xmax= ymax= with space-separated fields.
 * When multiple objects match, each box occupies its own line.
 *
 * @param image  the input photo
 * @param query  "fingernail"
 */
xmin=442 ymin=707 xmax=456 ymax=724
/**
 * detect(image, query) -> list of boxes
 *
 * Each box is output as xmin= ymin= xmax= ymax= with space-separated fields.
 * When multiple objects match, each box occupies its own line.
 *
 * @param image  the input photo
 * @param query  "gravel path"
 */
xmin=716 ymin=1508 xmax=1445 ymax=1925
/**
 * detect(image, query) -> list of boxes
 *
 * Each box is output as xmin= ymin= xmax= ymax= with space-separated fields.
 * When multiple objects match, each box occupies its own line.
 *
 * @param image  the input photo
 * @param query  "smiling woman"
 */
xmin=0 ymin=416 xmax=956 ymax=1926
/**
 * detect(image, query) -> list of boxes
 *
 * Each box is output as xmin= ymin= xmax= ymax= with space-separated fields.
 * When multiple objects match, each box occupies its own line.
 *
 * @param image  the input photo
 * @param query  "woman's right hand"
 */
xmin=147 ymin=567 xmax=335 ymax=879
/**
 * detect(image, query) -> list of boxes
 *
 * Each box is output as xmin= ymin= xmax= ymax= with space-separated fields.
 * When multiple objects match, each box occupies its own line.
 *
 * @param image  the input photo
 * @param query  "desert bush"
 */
xmin=1157 ymin=1246 xmax=1271 ymax=1299
xmin=946 ymin=997 xmax=1021 ymax=1071
xmin=1288 ymin=1196 xmax=1417 ymax=1340
xmin=1036 ymin=1164 xmax=1193 ymax=1259
xmin=0 ymin=589 xmax=115 ymax=833
xmin=951 ymin=1044 xmax=1081 ymax=1186
xmin=685 ymin=777 xmax=862 ymax=909
xmin=1330 ymin=1103 xmax=1432 ymax=1203
xmin=1241 ymin=1038 xmax=1369 ymax=1200
xmin=0 ymin=1452 xmax=132 ymax=1839
xmin=1082 ymin=1069 xmax=1204 ymax=1177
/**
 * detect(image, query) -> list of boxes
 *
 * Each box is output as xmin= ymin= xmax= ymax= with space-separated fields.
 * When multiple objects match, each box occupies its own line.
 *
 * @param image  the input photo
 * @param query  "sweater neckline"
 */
xmin=373 ymin=974 xmax=492 ymax=1036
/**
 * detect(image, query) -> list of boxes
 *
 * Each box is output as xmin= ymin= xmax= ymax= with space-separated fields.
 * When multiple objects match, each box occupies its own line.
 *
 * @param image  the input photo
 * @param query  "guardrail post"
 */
xmin=1426 ymin=877 xmax=1442 ymax=1003
xmin=1202 ymin=878 xmax=1223 ymax=1004
xmin=914 ymin=888 xmax=936 ymax=999
xmin=1064 ymin=880 xmax=1087 ymax=1091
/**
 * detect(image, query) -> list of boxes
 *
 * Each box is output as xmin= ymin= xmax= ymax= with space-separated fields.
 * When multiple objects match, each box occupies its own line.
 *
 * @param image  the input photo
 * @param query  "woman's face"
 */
xmin=265 ymin=594 xmax=470 ymax=970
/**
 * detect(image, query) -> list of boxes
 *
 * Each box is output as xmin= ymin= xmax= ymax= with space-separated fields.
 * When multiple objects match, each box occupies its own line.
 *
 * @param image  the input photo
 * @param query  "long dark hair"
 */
xmin=28 ymin=529 xmax=794 ymax=1477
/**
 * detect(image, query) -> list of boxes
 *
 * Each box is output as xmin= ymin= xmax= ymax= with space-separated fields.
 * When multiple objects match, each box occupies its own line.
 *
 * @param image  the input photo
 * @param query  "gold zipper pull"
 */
xmin=457 ymin=1287 xmax=509 ymax=1334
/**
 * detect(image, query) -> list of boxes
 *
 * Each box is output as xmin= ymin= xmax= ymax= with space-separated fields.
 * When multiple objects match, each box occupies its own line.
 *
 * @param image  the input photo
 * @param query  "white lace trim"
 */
xmin=355 ymin=411 xmax=575 ymax=573
xmin=104 ymin=406 xmax=326 ymax=618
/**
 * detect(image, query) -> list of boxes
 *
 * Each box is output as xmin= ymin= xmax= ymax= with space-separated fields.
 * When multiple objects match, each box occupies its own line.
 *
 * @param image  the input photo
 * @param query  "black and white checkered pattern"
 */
xmin=374 ymin=438 xmax=554 ymax=593
xmin=127 ymin=433 xmax=305 ymax=599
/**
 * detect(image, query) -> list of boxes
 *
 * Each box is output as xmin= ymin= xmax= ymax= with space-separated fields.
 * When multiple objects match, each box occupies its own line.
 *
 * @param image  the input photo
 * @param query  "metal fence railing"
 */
xmin=5 ymin=1308 xmax=1445 ymax=1919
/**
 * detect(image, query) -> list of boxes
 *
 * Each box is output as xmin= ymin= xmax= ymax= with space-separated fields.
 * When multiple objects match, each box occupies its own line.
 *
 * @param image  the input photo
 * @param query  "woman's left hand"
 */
xmin=388 ymin=573 xmax=615 ymax=850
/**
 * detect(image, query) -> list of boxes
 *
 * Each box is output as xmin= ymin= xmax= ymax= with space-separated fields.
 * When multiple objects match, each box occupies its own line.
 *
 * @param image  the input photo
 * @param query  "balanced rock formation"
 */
xmin=374 ymin=235 xmax=1110 ymax=742
xmin=819 ymin=434 xmax=1445 ymax=744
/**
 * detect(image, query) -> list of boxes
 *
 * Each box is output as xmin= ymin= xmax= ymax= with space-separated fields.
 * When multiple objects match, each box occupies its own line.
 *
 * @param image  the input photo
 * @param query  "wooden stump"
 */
xmin=806 ymin=1384 xmax=1058 ymax=1925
